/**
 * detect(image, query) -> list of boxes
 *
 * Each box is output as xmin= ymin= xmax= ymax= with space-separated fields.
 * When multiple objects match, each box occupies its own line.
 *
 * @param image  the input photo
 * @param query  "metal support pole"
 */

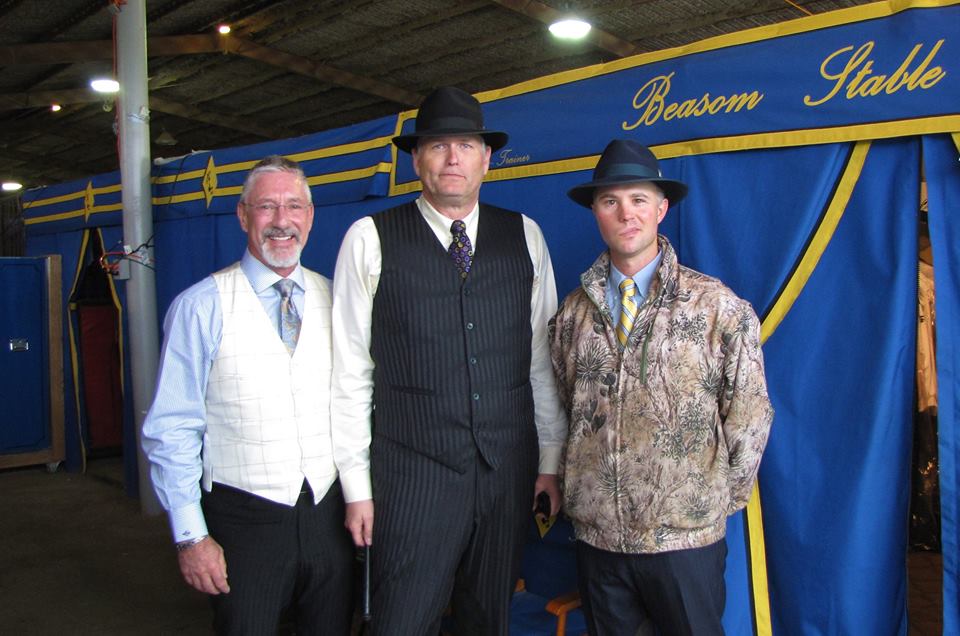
xmin=116 ymin=0 xmax=162 ymax=515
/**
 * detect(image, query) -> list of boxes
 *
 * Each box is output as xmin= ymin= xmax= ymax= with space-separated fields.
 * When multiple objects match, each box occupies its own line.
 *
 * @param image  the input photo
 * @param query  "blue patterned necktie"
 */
xmin=617 ymin=278 xmax=638 ymax=350
xmin=448 ymin=219 xmax=473 ymax=279
xmin=273 ymin=278 xmax=301 ymax=355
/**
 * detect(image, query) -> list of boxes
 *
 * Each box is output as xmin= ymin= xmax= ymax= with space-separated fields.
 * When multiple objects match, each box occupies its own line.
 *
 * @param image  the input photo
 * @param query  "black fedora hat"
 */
xmin=567 ymin=139 xmax=688 ymax=208
xmin=392 ymin=86 xmax=508 ymax=154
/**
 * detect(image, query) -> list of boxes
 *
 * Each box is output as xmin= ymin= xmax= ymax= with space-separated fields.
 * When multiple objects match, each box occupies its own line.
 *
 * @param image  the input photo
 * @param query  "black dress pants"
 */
xmin=202 ymin=480 xmax=355 ymax=635
xmin=367 ymin=436 xmax=537 ymax=636
xmin=576 ymin=539 xmax=728 ymax=636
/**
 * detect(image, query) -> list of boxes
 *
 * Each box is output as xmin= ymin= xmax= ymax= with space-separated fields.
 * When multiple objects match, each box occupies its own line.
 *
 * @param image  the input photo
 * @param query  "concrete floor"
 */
xmin=0 ymin=457 xmax=945 ymax=635
xmin=0 ymin=457 xmax=212 ymax=635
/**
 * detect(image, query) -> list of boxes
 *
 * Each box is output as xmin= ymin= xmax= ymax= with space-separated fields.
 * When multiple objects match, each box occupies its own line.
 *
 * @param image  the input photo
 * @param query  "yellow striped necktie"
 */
xmin=617 ymin=278 xmax=638 ymax=350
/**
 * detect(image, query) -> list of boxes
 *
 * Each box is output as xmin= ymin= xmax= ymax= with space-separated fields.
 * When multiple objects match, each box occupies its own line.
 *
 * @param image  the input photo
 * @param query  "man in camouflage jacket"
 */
xmin=549 ymin=139 xmax=774 ymax=636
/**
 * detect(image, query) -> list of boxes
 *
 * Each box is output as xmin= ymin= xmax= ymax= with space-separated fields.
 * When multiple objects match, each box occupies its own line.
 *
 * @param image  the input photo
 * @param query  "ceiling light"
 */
xmin=217 ymin=24 xmax=231 ymax=35
xmin=90 ymin=78 xmax=120 ymax=93
xmin=549 ymin=18 xmax=591 ymax=40
xmin=2 ymin=182 xmax=23 ymax=192
xmin=155 ymin=129 xmax=178 ymax=146
xmin=50 ymin=104 xmax=62 ymax=112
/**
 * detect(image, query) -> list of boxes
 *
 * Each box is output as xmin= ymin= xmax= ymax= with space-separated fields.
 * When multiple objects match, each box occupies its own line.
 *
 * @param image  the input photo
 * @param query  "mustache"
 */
xmin=263 ymin=227 xmax=300 ymax=241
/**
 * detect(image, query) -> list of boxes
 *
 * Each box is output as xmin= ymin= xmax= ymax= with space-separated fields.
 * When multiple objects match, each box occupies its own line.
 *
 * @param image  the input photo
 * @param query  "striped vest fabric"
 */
xmin=203 ymin=263 xmax=337 ymax=505
xmin=371 ymin=203 xmax=537 ymax=472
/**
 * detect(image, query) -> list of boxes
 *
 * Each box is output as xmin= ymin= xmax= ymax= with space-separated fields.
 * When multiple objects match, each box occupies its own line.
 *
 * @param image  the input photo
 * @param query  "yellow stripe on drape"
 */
xmin=747 ymin=140 xmax=871 ymax=635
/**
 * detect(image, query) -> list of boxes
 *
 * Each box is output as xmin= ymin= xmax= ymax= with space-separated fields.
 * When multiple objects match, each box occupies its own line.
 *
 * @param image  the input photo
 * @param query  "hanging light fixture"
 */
xmin=90 ymin=78 xmax=120 ymax=93
xmin=154 ymin=129 xmax=178 ymax=146
xmin=549 ymin=17 xmax=591 ymax=39
xmin=217 ymin=24 xmax=231 ymax=34
xmin=2 ymin=182 xmax=23 ymax=192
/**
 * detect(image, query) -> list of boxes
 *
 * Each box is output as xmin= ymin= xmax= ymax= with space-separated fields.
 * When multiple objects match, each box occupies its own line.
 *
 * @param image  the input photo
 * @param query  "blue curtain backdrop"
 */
xmin=19 ymin=2 xmax=960 ymax=633
xmin=749 ymin=139 xmax=917 ymax=634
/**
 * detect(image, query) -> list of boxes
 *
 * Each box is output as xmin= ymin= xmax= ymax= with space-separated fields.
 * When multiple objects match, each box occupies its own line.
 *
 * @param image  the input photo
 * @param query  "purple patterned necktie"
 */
xmin=448 ymin=219 xmax=473 ymax=279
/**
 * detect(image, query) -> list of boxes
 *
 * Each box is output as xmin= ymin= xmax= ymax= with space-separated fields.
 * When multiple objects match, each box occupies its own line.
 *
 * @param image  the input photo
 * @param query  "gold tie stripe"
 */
xmin=617 ymin=278 xmax=638 ymax=350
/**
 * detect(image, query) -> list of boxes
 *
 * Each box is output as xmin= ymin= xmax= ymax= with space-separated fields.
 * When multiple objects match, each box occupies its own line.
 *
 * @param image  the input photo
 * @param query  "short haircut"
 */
xmin=240 ymin=155 xmax=312 ymax=204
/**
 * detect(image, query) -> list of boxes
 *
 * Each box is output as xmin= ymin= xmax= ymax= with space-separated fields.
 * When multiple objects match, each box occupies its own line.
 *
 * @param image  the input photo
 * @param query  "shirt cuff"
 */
xmin=538 ymin=445 xmax=563 ymax=475
xmin=339 ymin=470 xmax=373 ymax=503
xmin=169 ymin=502 xmax=208 ymax=544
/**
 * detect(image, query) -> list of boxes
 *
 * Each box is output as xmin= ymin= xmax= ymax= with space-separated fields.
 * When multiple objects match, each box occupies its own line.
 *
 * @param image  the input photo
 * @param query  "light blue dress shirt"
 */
xmin=141 ymin=250 xmax=305 ymax=543
xmin=605 ymin=250 xmax=663 ymax=320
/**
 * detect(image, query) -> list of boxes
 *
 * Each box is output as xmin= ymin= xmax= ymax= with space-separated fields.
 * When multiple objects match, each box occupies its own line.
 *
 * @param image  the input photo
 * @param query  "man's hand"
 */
xmin=533 ymin=473 xmax=561 ymax=517
xmin=177 ymin=536 xmax=230 ymax=595
xmin=346 ymin=499 xmax=374 ymax=547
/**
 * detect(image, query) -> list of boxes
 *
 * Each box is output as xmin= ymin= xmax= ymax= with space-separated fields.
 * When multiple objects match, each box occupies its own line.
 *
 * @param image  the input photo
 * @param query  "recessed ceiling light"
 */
xmin=549 ymin=18 xmax=591 ymax=40
xmin=51 ymin=104 xmax=62 ymax=112
xmin=90 ymin=78 xmax=120 ymax=93
xmin=217 ymin=24 xmax=231 ymax=35
xmin=2 ymin=182 xmax=23 ymax=192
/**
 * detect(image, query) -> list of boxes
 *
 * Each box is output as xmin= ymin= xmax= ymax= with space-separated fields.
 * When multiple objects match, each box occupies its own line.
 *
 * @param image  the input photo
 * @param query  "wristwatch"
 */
xmin=175 ymin=535 xmax=208 ymax=552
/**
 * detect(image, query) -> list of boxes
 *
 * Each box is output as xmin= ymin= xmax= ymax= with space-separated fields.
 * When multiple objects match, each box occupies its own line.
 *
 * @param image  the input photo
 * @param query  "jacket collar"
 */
xmin=580 ymin=234 xmax=679 ymax=321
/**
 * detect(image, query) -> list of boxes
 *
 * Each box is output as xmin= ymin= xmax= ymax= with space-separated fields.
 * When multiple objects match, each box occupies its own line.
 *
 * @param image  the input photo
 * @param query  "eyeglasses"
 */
xmin=244 ymin=202 xmax=310 ymax=215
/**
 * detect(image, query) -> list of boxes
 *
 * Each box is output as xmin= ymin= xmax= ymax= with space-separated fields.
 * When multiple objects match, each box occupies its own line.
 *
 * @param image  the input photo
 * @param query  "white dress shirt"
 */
xmin=331 ymin=197 xmax=567 ymax=503
xmin=141 ymin=251 xmax=316 ymax=542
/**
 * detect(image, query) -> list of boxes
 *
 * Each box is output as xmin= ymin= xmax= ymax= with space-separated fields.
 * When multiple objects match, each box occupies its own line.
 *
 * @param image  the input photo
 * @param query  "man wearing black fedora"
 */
xmin=331 ymin=86 xmax=566 ymax=634
xmin=549 ymin=139 xmax=774 ymax=635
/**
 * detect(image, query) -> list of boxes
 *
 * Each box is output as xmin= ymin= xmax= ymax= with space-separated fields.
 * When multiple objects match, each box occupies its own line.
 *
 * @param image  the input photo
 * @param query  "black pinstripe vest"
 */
xmin=371 ymin=202 xmax=536 ymax=473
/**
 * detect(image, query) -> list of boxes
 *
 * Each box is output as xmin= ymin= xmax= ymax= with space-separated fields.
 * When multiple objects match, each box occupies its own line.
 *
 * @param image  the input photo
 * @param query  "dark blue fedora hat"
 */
xmin=392 ymin=86 xmax=508 ymax=154
xmin=567 ymin=139 xmax=688 ymax=208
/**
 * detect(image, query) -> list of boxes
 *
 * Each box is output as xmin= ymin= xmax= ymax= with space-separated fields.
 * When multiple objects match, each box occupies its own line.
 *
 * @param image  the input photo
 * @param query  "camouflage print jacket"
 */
xmin=549 ymin=236 xmax=774 ymax=554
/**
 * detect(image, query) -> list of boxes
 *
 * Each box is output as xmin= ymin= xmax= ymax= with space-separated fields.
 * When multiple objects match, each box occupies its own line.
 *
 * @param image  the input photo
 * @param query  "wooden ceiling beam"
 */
xmin=0 ymin=146 xmax=101 ymax=182
xmin=0 ymin=33 xmax=420 ymax=106
xmin=0 ymin=87 xmax=107 ymax=109
xmin=222 ymin=36 xmax=422 ymax=106
xmin=0 ymin=34 xmax=223 ymax=66
xmin=147 ymin=95 xmax=298 ymax=140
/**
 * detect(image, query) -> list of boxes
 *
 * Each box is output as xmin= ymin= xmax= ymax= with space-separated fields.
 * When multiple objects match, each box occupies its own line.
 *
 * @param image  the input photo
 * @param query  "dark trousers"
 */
xmin=367 ymin=436 xmax=536 ymax=636
xmin=202 ymin=480 xmax=355 ymax=636
xmin=576 ymin=539 xmax=728 ymax=636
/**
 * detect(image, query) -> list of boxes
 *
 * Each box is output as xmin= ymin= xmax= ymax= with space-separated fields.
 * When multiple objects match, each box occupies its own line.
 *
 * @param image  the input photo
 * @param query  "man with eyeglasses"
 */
xmin=143 ymin=155 xmax=354 ymax=634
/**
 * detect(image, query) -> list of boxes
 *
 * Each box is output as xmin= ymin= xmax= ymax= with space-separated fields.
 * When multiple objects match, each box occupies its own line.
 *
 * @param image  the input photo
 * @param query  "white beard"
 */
xmin=259 ymin=232 xmax=302 ymax=269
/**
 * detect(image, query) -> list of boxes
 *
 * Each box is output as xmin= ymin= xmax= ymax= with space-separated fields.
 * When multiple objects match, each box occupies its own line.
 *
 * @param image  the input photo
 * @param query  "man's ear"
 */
xmin=657 ymin=197 xmax=669 ymax=224
xmin=411 ymin=148 xmax=422 ymax=179
xmin=237 ymin=203 xmax=249 ymax=233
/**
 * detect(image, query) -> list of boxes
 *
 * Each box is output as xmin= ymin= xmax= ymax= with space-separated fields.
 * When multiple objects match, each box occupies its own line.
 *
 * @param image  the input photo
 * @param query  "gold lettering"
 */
xmin=622 ymin=74 xmax=673 ymax=130
xmin=722 ymin=92 xmax=763 ymax=112
xmin=804 ymin=42 xmax=873 ymax=106
xmin=707 ymin=96 xmax=726 ymax=115
xmin=917 ymin=67 xmax=945 ymax=89
xmin=845 ymin=61 xmax=875 ymax=97
xmin=884 ymin=43 xmax=924 ymax=93
xmin=853 ymin=71 xmax=884 ymax=98
xmin=907 ymin=40 xmax=946 ymax=89
xmin=805 ymin=39 xmax=946 ymax=107
xmin=622 ymin=73 xmax=763 ymax=129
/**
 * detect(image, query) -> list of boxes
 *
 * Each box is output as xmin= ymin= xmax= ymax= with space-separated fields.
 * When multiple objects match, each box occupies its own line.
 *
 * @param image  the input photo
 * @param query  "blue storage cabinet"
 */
xmin=0 ymin=255 xmax=64 ymax=470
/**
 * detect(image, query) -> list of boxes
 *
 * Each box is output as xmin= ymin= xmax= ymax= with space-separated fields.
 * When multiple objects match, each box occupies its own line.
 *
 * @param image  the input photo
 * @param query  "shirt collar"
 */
xmin=609 ymin=250 xmax=663 ymax=300
xmin=240 ymin=249 xmax=304 ymax=294
xmin=416 ymin=196 xmax=479 ymax=243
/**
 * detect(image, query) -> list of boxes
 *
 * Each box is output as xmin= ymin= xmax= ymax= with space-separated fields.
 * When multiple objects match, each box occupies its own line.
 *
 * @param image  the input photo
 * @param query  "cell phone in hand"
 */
xmin=535 ymin=492 xmax=551 ymax=518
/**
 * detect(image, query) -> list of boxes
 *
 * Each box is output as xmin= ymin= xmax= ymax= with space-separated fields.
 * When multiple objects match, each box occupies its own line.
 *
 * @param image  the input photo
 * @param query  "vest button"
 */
xmin=469 ymin=357 xmax=477 ymax=365
xmin=466 ymin=322 xmax=474 ymax=330
xmin=472 ymin=393 xmax=480 ymax=401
